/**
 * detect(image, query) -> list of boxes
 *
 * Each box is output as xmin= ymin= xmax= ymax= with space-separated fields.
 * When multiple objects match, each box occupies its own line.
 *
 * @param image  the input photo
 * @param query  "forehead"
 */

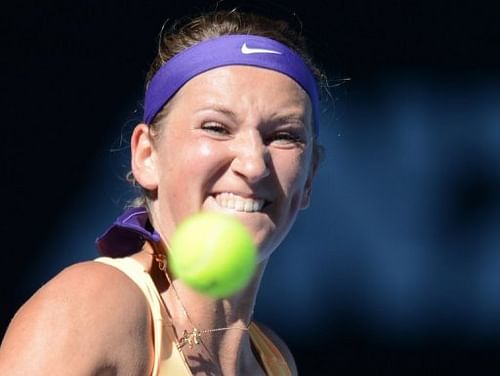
xmin=173 ymin=65 xmax=311 ymax=110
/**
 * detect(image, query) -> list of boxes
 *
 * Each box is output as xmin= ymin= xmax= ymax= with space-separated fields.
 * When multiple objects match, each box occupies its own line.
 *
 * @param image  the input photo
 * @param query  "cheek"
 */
xmin=198 ymin=142 xmax=217 ymax=159
xmin=157 ymin=138 xmax=225 ymax=183
xmin=272 ymin=151 xmax=311 ymax=190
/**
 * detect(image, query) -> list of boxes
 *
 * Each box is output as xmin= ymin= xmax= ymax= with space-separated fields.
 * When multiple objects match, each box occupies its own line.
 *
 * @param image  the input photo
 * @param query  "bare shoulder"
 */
xmin=0 ymin=261 xmax=153 ymax=375
xmin=254 ymin=321 xmax=298 ymax=376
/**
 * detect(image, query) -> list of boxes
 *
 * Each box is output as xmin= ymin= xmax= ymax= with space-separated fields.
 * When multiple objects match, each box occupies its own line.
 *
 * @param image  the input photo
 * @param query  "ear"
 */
xmin=300 ymin=150 xmax=320 ymax=209
xmin=300 ymin=174 xmax=314 ymax=209
xmin=130 ymin=123 xmax=159 ymax=191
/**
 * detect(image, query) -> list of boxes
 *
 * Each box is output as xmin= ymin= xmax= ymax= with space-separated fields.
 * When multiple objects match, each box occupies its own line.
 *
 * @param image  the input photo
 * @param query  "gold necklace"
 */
xmin=152 ymin=249 xmax=250 ymax=351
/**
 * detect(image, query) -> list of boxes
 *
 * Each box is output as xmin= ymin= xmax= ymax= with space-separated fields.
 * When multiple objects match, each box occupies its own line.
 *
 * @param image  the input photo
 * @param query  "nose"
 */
xmin=230 ymin=131 xmax=270 ymax=183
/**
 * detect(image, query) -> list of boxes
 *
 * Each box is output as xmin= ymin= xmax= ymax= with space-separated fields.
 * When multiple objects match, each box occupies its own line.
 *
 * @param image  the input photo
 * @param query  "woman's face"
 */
xmin=134 ymin=66 xmax=316 ymax=261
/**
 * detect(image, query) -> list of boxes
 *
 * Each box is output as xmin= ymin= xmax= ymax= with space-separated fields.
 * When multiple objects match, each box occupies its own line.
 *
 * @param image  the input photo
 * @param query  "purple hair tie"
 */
xmin=96 ymin=207 xmax=161 ymax=257
xmin=143 ymin=34 xmax=320 ymax=136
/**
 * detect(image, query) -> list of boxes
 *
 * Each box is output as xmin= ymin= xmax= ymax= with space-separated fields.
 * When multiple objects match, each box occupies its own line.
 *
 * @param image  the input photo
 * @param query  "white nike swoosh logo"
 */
xmin=240 ymin=42 xmax=282 ymax=55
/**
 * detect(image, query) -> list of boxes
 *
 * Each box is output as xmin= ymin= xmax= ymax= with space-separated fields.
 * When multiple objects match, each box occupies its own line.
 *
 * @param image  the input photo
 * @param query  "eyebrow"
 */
xmin=195 ymin=104 xmax=309 ymax=129
xmin=196 ymin=105 xmax=240 ymax=121
xmin=270 ymin=113 xmax=307 ymax=124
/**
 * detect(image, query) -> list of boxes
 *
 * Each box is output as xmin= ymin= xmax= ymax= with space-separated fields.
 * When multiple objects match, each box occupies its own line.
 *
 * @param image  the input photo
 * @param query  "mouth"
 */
xmin=212 ymin=192 xmax=267 ymax=213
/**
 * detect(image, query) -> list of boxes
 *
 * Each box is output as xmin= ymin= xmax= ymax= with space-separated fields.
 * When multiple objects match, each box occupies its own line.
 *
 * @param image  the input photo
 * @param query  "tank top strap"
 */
xmin=248 ymin=322 xmax=293 ymax=376
xmin=94 ymin=257 xmax=192 ymax=376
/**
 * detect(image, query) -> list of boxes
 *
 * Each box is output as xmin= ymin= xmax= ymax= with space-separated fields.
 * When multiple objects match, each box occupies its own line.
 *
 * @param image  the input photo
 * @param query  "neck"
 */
xmin=165 ymin=262 xmax=267 ymax=375
xmin=136 ymin=242 xmax=267 ymax=375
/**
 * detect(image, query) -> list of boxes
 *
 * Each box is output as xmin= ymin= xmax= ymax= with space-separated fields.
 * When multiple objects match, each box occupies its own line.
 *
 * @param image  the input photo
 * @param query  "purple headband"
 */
xmin=143 ymin=34 xmax=320 ymax=135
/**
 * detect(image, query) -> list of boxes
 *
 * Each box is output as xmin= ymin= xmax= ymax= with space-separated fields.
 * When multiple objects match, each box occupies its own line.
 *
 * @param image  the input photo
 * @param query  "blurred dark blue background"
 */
xmin=2 ymin=1 xmax=500 ymax=374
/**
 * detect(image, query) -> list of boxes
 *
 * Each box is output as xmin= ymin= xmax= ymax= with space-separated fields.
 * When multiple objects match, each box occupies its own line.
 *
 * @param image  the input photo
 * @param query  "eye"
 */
xmin=200 ymin=122 xmax=230 ymax=136
xmin=269 ymin=131 xmax=306 ymax=147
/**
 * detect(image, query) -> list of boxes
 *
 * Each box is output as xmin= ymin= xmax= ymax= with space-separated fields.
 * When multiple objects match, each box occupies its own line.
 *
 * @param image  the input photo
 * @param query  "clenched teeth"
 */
xmin=214 ymin=192 xmax=265 ymax=212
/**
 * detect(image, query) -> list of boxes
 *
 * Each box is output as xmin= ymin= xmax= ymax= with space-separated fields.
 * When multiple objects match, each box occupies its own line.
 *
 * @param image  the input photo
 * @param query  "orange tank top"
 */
xmin=95 ymin=257 xmax=292 ymax=376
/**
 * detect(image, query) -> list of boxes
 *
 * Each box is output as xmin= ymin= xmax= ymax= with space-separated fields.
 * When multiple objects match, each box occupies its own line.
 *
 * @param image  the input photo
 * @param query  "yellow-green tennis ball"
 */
xmin=169 ymin=212 xmax=257 ymax=298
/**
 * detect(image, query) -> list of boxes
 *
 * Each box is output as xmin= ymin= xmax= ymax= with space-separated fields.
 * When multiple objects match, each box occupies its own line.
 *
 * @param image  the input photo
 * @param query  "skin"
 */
xmin=0 ymin=66 xmax=316 ymax=375
xmin=136 ymin=66 xmax=316 ymax=262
